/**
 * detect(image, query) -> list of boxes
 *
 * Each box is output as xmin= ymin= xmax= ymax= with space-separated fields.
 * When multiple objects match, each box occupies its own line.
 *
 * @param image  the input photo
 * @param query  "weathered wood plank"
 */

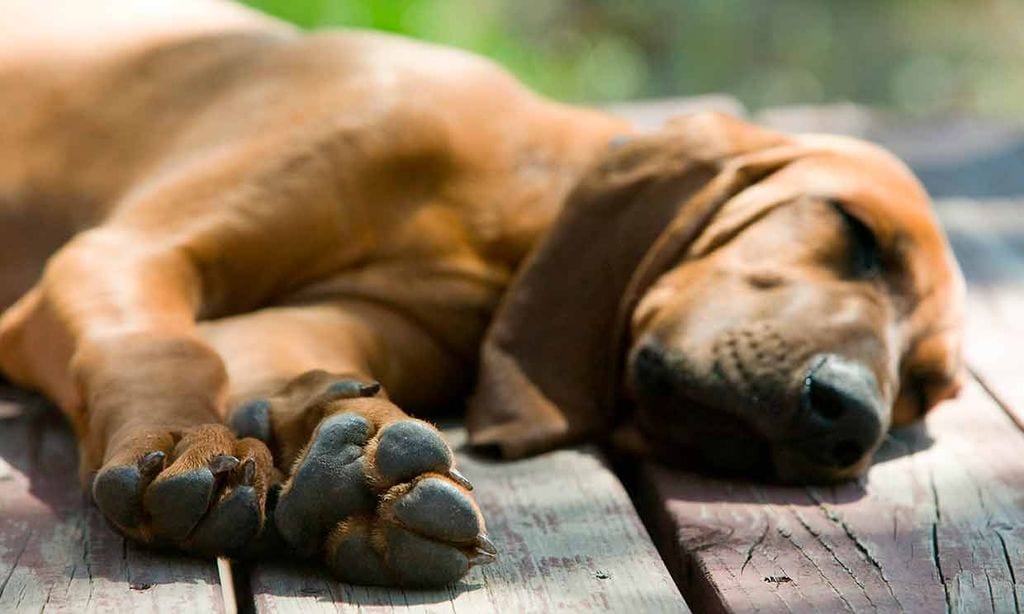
xmin=637 ymin=378 xmax=1024 ymax=613
xmin=248 ymin=427 xmax=688 ymax=613
xmin=937 ymin=198 xmax=1024 ymax=427
xmin=0 ymin=385 xmax=228 ymax=613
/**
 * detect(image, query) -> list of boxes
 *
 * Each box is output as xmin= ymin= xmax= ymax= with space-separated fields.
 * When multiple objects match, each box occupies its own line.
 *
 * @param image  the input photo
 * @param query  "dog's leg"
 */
xmin=0 ymin=229 xmax=282 ymax=555
xmin=0 ymin=148 xmax=355 ymax=554
xmin=0 ymin=215 xmax=319 ymax=556
xmin=200 ymin=300 xmax=494 ymax=587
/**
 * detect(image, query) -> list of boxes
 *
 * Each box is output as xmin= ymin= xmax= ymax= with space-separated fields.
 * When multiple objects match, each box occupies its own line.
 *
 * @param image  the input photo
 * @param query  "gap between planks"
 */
xmin=0 ymin=387 xmax=230 ymax=612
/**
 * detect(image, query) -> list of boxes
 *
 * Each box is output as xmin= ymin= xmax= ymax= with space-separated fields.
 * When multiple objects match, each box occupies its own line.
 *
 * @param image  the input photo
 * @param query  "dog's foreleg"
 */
xmin=0 ymin=226 xmax=280 ymax=554
xmin=0 ymin=149 xmax=349 ymax=554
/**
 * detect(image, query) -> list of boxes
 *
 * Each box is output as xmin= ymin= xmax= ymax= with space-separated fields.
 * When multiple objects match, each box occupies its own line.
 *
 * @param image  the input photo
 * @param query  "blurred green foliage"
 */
xmin=241 ymin=0 xmax=1024 ymax=117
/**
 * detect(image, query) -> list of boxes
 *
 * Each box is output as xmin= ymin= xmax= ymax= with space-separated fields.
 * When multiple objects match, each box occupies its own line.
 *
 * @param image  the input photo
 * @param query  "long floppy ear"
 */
xmin=891 ymin=327 xmax=966 ymax=426
xmin=466 ymin=113 xmax=801 ymax=458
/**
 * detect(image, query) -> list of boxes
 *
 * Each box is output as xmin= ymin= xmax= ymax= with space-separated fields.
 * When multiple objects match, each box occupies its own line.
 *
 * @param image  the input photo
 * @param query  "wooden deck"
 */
xmin=1 ymin=101 xmax=1022 ymax=612
xmin=0 ymin=389 xmax=230 ymax=613
xmin=0 ymin=394 xmax=684 ymax=613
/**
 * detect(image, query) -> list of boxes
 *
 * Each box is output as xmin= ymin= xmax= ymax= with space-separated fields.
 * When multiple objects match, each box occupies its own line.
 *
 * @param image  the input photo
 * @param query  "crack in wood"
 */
xmin=82 ymin=512 xmax=95 ymax=609
xmin=740 ymin=523 xmax=769 ymax=575
xmin=776 ymin=518 xmax=857 ymax=612
xmin=969 ymin=367 xmax=1024 ymax=435
xmin=930 ymin=522 xmax=952 ymax=614
xmin=792 ymin=510 xmax=876 ymax=610
xmin=806 ymin=491 xmax=903 ymax=609
xmin=930 ymin=468 xmax=953 ymax=614
xmin=994 ymin=528 xmax=1022 ymax=614
xmin=0 ymin=530 xmax=32 ymax=601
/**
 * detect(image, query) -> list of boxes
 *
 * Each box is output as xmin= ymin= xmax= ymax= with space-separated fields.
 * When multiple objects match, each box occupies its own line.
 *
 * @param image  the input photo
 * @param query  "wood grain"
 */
xmin=0 ymin=386 xmax=228 ymax=613
xmin=637 ymin=377 xmax=1024 ymax=614
xmin=938 ymin=198 xmax=1024 ymax=428
xmin=247 ymin=427 xmax=688 ymax=613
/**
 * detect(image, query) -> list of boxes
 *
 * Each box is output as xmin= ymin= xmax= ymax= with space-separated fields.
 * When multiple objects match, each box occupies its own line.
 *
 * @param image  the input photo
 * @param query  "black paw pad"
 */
xmin=274 ymin=413 xmax=376 ymax=556
xmin=93 ymin=465 xmax=144 ymax=529
xmin=230 ymin=399 xmax=271 ymax=442
xmin=188 ymin=485 xmax=261 ymax=555
xmin=392 ymin=477 xmax=481 ymax=543
xmin=144 ymin=468 xmax=215 ymax=541
xmin=326 ymin=524 xmax=389 ymax=585
xmin=385 ymin=528 xmax=469 ymax=587
xmin=374 ymin=421 xmax=452 ymax=484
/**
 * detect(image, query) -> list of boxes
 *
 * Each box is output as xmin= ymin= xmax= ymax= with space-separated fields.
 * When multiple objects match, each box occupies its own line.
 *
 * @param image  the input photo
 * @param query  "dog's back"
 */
xmin=0 ymin=1 xmax=628 ymax=311
xmin=0 ymin=1 xmax=286 ymax=305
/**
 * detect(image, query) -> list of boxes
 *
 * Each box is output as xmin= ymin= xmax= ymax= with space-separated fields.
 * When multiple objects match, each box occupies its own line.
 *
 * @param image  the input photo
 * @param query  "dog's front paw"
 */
xmin=230 ymin=373 xmax=496 ymax=587
xmin=91 ymin=424 xmax=276 ymax=556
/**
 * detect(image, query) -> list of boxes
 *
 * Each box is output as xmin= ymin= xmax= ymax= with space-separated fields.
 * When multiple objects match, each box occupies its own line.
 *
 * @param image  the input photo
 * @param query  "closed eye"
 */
xmin=830 ymin=200 xmax=884 ymax=279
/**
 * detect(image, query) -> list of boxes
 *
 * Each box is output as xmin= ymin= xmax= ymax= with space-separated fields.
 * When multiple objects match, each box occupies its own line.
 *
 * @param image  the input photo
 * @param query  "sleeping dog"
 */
xmin=0 ymin=0 xmax=964 ymax=587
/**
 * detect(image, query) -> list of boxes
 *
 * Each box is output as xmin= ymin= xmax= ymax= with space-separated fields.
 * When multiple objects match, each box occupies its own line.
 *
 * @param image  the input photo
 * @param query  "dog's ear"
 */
xmin=466 ymin=112 xmax=799 ymax=458
xmin=892 ymin=327 xmax=966 ymax=426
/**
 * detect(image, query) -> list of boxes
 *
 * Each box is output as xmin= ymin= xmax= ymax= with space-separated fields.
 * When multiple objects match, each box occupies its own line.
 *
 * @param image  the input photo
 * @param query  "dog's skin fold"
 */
xmin=0 ymin=0 xmax=964 ymax=587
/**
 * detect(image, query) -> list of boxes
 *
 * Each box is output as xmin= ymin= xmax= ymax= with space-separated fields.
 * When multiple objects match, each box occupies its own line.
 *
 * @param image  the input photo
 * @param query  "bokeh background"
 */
xmin=241 ymin=0 xmax=1023 ymax=118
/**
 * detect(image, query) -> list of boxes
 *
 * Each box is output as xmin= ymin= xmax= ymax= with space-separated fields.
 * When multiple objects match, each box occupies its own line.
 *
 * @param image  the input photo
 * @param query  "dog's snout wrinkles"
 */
xmin=798 ymin=354 xmax=884 ymax=468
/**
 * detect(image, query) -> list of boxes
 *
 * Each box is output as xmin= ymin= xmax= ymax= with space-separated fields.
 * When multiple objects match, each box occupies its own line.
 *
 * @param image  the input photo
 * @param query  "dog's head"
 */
xmin=467 ymin=112 xmax=964 ymax=483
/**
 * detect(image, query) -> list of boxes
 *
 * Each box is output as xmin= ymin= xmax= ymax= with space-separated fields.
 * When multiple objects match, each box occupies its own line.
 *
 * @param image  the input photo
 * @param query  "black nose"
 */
xmin=796 ymin=355 xmax=884 ymax=468
xmin=632 ymin=344 xmax=675 ymax=397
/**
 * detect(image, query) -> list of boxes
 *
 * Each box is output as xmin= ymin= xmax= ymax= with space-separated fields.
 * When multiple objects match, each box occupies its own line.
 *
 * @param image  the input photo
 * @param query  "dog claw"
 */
xmin=468 ymin=551 xmax=497 ymax=567
xmin=241 ymin=457 xmax=256 ymax=485
xmin=209 ymin=454 xmax=240 ymax=475
xmin=325 ymin=380 xmax=382 ymax=400
xmin=359 ymin=382 xmax=381 ymax=397
xmin=447 ymin=468 xmax=473 ymax=491
xmin=137 ymin=451 xmax=166 ymax=479
xmin=476 ymin=534 xmax=497 ymax=556
xmin=468 ymin=534 xmax=498 ymax=566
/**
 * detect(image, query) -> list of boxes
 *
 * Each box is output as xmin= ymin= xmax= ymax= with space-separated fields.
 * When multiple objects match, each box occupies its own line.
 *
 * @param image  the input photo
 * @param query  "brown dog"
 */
xmin=0 ymin=0 xmax=964 ymax=587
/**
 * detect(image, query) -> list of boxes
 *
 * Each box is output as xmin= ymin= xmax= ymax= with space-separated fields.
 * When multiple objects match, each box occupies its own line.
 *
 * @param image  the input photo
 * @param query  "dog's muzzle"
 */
xmin=630 ymin=345 xmax=885 ymax=480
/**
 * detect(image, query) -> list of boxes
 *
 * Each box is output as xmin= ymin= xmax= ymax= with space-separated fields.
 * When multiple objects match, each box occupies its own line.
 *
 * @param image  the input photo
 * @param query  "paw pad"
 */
xmin=374 ymin=420 xmax=453 ymax=485
xmin=91 ymin=425 xmax=274 ymax=555
xmin=230 ymin=399 xmax=271 ymax=443
xmin=274 ymin=410 xmax=495 ymax=587
xmin=273 ymin=413 xmax=376 ymax=556
xmin=145 ymin=467 xmax=216 ymax=541
xmin=391 ymin=477 xmax=481 ymax=543
xmin=94 ymin=465 xmax=146 ymax=529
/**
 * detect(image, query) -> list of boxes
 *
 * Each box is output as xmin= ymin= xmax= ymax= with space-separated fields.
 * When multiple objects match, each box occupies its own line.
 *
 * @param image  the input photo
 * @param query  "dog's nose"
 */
xmin=632 ymin=343 xmax=675 ymax=397
xmin=796 ymin=354 xmax=884 ymax=468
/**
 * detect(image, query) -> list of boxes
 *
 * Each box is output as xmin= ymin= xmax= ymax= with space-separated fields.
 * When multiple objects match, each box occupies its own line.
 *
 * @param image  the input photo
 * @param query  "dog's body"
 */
xmin=0 ymin=0 xmax=964 ymax=588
